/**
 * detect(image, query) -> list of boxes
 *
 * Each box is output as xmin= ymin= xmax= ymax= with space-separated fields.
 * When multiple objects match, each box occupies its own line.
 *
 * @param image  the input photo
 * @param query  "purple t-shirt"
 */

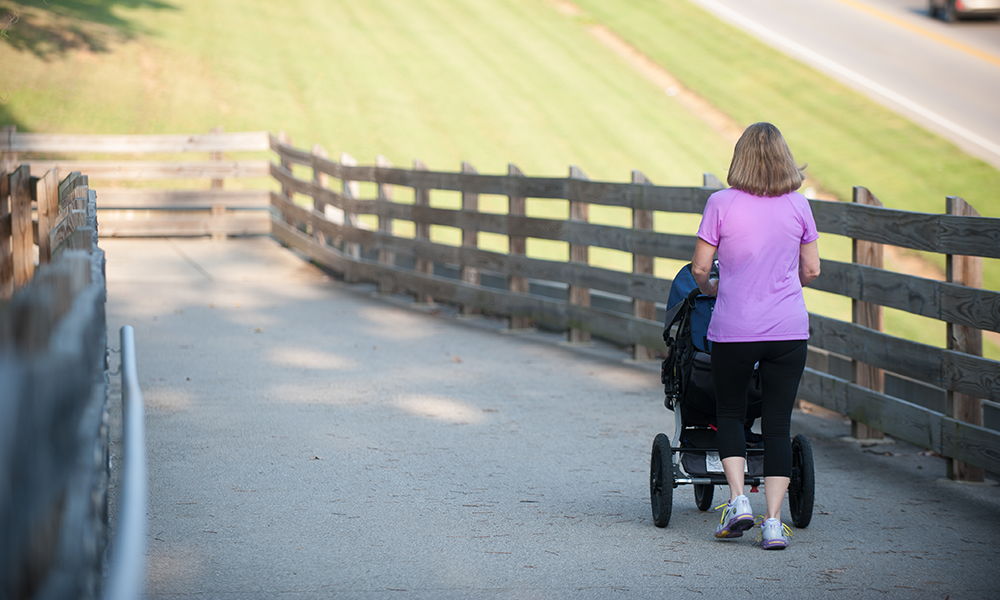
xmin=696 ymin=188 xmax=819 ymax=342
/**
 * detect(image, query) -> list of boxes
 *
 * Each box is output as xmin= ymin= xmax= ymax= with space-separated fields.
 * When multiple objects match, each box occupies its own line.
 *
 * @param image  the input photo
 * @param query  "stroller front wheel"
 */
xmin=694 ymin=484 xmax=714 ymax=511
xmin=650 ymin=433 xmax=674 ymax=527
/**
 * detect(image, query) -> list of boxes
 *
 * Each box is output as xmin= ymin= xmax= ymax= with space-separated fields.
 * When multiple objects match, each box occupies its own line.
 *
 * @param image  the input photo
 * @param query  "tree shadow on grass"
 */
xmin=1 ymin=0 xmax=176 ymax=60
xmin=0 ymin=100 xmax=26 ymax=135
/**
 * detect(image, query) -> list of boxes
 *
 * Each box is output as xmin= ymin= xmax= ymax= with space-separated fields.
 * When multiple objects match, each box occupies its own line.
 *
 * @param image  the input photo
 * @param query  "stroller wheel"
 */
xmin=789 ymin=434 xmax=815 ymax=528
xmin=694 ymin=484 xmax=714 ymax=511
xmin=650 ymin=433 xmax=674 ymax=527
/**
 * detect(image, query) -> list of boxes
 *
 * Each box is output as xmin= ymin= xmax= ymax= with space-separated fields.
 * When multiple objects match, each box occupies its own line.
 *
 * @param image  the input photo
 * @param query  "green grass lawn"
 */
xmin=1 ymin=0 xmax=996 ymax=357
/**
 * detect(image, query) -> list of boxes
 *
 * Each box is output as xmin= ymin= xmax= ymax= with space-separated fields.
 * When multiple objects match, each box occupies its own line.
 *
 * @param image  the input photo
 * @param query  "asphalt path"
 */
xmin=691 ymin=0 xmax=1000 ymax=169
xmin=104 ymin=238 xmax=1000 ymax=599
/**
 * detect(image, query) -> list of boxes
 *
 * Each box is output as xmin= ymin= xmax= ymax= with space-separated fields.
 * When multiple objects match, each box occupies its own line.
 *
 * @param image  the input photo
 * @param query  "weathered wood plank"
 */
xmin=413 ymin=160 xmax=433 ymax=304
xmin=815 ymin=260 xmax=1000 ymax=333
xmin=94 ymin=188 xmax=270 ymax=209
xmin=508 ymin=163 xmax=531 ymax=329
xmin=0 ymin=170 xmax=12 ymax=298
xmin=946 ymin=196 xmax=985 ymax=481
xmin=810 ymin=198 xmax=1000 ymax=258
xmin=357 ymin=200 xmax=698 ymax=260
xmin=567 ymin=166 xmax=591 ymax=343
xmin=799 ymin=368 xmax=1000 ymax=474
xmin=632 ymin=170 xmax=656 ymax=360
xmin=28 ymin=160 xmax=269 ymax=180
xmin=209 ymin=126 xmax=225 ymax=193
xmin=10 ymin=166 xmax=34 ymax=290
xmin=36 ymin=170 xmax=59 ymax=264
xmin=376 ymin=155 xmax=396 ymax=294
xmin=851 ymin=187 xmax=885 ymax=439
xmin=97 ymin=213 xmax=270 ymax=237
xmin=4 ymin=131 xmax=269 ymax=153
xmin=460 ymin=161 xmax=480 ymax=314
xmin=809 ymin=314 xmax=1000 ymax=402
xmin=339 ymin=153 xmax=363 ymax=276
xmin=270 ymin=135 xmax=314 ymax=167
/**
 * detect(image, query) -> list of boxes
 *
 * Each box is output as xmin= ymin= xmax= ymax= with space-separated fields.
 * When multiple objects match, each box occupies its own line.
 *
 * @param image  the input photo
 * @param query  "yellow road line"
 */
xmin=836 ymin=0 xmax=1000 ymax=68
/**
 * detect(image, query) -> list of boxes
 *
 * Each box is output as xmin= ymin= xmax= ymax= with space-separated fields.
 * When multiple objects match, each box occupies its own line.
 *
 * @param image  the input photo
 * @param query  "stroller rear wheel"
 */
xmin=694 ymin=484 xmax=714 ymax=511
xmin=789 ymin=434 xmax=815 ymax=528
xmin=650 ymin=433 xmax=674 ymax=527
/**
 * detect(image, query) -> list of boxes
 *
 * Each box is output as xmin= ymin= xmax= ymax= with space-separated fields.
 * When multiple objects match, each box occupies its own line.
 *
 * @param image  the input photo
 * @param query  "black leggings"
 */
xmin=711 ymin=340 xmax=808 ymax=478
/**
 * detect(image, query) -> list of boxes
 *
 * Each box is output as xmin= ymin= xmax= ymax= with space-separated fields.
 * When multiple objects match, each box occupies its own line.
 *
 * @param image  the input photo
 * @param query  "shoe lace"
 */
xmin=713 ymin=502 xmax=732 ymax=524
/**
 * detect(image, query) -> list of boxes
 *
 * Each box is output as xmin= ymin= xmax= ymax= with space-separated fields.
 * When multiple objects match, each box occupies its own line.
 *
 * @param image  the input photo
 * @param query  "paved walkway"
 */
xmin=103 ymin=237 xmax=999 ymax=600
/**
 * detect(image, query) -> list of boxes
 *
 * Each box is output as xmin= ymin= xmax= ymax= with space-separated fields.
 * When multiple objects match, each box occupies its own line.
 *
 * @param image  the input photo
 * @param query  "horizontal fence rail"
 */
xmin=1 ymin=127 xmax=272 ymax=239
xmin=268 ymin=135 xmax=1000 ymax=478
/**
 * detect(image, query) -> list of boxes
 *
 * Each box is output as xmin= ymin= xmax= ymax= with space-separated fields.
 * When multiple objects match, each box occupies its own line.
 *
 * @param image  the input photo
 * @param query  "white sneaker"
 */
xmin=760 ymin=517 xmax=791 ymax=550
xmin=713 ymin=494 xmax=754 ymax=538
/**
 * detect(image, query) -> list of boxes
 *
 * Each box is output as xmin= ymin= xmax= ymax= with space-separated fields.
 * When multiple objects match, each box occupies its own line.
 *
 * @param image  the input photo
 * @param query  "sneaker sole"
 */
xmin=714 ymin=514 xmax=754 ymax=539
xmin=761 ymin=539 xmax=788 ymax=550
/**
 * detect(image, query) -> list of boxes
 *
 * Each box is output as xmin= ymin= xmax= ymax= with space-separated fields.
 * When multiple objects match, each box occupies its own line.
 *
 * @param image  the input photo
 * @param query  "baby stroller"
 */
xmin=649 ymin=264 xmax=815 ymax=528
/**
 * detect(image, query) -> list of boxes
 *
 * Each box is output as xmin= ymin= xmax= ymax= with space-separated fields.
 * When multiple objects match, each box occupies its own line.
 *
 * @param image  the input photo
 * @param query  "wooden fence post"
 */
xmin=851 ymin=186 xmax=885 ymax=440
xmin=10 ymin=165 xmax=33 ymax=290
xmin=703 ymin=172 xmax=724 ymax=190
xmin=460 ymin=161 xmax=479 ymax=316
xmin=567 ymin=165 xmax=590 ymax=344
xmin=1 ymin=125 xmax=16 ymax=173
xmin=209 ymin=126 xmax=224 ymax=190
xmin=946 ymin=195 xmax=985 ymax=482
xmin=36 ymin=169 xmax=59 ymax=264
xmin=340 ymin=152 xmax=361 ymax=282
xmin=632 ymin=170 xmax=655 ymax=360
xmin=277 ymin=131 xmax=293 ymax=201
xmin=508 ymin=163 xmax=531 ymax=330
xmin=376 ymin=155 xmax=395 ymax=294
xmin=1 ymin=169 xmax=11 ymax=298
xmin=413 ymin=159 xmax=434 ymax=304
xmin=311 ymin=144 xmax=330 ymax=247
xmin=209 ymin=126 xmax=225 ymax=240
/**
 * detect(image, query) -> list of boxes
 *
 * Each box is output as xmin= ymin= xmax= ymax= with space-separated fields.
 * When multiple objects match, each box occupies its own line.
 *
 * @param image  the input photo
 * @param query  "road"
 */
xmin=691 ymin=0 xmax=1000 ymax=169
xmin=103 ymin=237 xmax=1000 ymax=599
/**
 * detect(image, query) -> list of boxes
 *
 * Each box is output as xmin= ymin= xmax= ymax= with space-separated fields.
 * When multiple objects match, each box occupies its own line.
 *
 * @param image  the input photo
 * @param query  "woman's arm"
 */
xmin=691 ymin=237 xmax=719 ymax=296
xmin=799 ymin=240 xmax=821 ymax=286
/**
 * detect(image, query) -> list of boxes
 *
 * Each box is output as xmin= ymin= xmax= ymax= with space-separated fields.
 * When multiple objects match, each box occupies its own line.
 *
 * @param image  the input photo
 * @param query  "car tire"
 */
xmin=943 ymin=0 xmax=959 ymax=22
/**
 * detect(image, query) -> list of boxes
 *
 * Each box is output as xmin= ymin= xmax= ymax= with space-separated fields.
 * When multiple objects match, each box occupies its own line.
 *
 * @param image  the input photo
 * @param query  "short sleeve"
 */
xmin=799 ymin=195 xmax=819 ymax=244
xmin=697 ymin=194 xmax=721 ymax=246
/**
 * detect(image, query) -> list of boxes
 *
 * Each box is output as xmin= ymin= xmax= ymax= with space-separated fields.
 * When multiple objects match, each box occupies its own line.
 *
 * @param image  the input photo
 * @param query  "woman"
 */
xmin=691 ymin=122 xmax=821 ymax=550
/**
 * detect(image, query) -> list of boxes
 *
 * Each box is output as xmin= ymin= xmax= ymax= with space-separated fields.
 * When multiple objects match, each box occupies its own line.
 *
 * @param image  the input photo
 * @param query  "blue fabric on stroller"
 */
xmin=665 ymin=264 xmax=713 ymax=353
xmin=661 ymin=264 xmax=762 ymax=427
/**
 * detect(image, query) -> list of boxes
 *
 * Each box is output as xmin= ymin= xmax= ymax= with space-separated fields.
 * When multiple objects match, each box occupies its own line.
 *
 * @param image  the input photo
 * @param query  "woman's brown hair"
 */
xmin=726 ymin=122 xmax=804 ymax=197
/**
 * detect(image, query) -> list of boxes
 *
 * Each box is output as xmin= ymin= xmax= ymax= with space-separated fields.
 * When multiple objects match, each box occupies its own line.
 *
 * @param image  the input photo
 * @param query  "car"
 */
xmin=929 ymin=0 xmax=1000 ymax=21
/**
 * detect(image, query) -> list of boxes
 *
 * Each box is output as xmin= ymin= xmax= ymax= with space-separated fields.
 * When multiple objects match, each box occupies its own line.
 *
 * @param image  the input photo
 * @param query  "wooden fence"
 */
xmin=268 ymin=135 xmax=1000 ymax=480
xmin=0 ymin=126 xmax=271 ymax=239
xmin=0 ymin=166 xmax=108 ymax=598
xmin=2 ymin=128 xmax=997 ymax=481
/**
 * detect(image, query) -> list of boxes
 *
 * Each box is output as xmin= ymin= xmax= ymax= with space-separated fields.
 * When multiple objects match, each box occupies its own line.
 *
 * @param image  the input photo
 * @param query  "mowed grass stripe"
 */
xmin=572 ymin=0 xmax=1000 ymax=216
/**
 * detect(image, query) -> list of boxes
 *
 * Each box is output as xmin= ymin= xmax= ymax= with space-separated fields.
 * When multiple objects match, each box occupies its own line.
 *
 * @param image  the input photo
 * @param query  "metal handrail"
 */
xmin=104 ymin=326 xmax=148 ymax=600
